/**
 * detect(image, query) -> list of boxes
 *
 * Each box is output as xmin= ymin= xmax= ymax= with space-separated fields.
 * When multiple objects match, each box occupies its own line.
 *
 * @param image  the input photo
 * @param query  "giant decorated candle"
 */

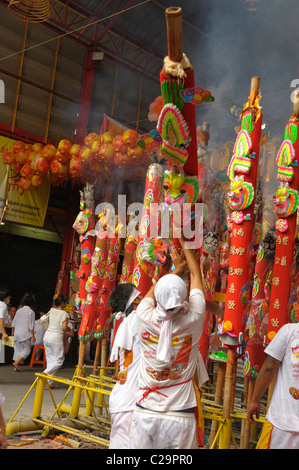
xmin=131 ymin=163 xmax=164 ymax=296
xmin=221 ymin=79 xmax=263 ymax=346
xmin=72 ymin=186 xmax=95 ymax=319
xmin=94 ymin=235 xmax=121 ymax=339
xmin=78 ymin=233 xmax=109 ymax=341
xmin=266 ymin=119 xmax=299 ymax=343
xmin=243 ymin=240 xmax=273 ymax=377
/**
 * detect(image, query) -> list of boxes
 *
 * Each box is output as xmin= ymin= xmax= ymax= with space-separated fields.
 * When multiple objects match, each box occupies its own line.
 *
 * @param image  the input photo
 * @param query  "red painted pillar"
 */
xmin=75 ymin=49 xmax=96 ymax=145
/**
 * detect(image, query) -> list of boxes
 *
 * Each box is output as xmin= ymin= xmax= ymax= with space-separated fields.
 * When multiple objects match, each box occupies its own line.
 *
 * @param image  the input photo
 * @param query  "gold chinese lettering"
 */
xmin=272 ymin=277 xmax=280 ymax=286
xmin=229 ymin=283 xmax=236 ymax=294
xmin=271 ymin=317 xmax=280 ymax=327
xmin=282 ymin=236 xmax=289 ymax=246
xmin=273 ymin=299 xmax=281 ymax=310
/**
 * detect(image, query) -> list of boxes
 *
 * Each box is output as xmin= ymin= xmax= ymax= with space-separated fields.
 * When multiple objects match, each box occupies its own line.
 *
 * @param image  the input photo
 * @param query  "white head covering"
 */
xmin=110 ymin=286 xmax=141 ymax=362
xmin=154 ymin=274 xmax=189 ymax=363
xmin=114 ymin=286 xmax=140 ymax=320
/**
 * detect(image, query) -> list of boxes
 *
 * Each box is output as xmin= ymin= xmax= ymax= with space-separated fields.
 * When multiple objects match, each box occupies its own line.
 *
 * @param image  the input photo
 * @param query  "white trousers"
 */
xmin=270 ymin=426 xmax=299 ymax=449
xmin=109 ymin=410 xmax=133 ymax=449
xmin=13 ymin=339 xmax=32 ymax=361
xmin=129 ymin=407 xmax=198 ymax=449
xmin=43 ymin=341 xmax=64 ymax=386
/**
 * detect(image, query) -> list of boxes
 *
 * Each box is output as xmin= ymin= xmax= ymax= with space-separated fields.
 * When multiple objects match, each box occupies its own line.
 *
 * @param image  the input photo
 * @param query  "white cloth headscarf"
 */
xmin=110 ymin=286 xmax=141 ymax=362
xmin=154 ymin=274 xmax=189 ymax=363
xmin=114 ymin=287 xmax=141 ymax=321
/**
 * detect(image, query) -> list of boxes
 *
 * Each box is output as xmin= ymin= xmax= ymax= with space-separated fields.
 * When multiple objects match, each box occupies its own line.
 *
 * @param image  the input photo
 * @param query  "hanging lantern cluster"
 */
xmin=2 ymin=129 xmax=150 ymax=191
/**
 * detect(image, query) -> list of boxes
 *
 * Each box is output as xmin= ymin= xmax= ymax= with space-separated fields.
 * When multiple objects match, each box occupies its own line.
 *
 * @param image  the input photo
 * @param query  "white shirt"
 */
xmin=0 ymin=301 xmax=9 ymax=324
xmin=135 ymin=288 xmax=206 ymax=412
xmin=43 ymin=308 xmax=69 ymax=345
xmin=109 ymin=312 xmax=141 ymax=414
xmin=265 ymin=323 xmax=299 ymax=432
xmin=34 ymin=319 xmax=45 ymax=345
xmin=12 ymin=306 xmax=35 ymax=341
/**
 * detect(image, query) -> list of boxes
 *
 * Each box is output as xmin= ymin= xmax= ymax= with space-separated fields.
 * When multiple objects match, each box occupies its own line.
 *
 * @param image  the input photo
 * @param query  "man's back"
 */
xmin=135 ymin=288 xmax=206 ymax=412
xmin=265 ymin=323 xmax=299 ymax=432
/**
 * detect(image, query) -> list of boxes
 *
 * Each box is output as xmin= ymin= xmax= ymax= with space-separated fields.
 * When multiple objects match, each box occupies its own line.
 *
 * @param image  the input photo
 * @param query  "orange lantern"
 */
xmin=35 ymin=155 xmax=50 ymax=174
xmin=2 ymin=151 xmax=15 ymax=165
xmin=18 ymin=177 xmax=32 ymax=190
xmin=101 ymin=131 xmax=113 ymax=144
xmin=84 ymin=133 xmax=100 ymax=148
xmin=51 ymin=159 xmax=68 ymax=177
xmin=20 ymin=162 xmax=34 ymax=178
xmin=26 ymin=151 xmax=38 ymax=164
xmin=69 ymin=144 xmax=81 ymax=158
xmin=15 ymin=150 xmax=27 ymax=165
xmin=32 ymin=142 xmax=43 ymax=153
xmin=55 ymin=149 xmax=70 ymax=163
xmin=11 ymin=162 xmax=22 ymax=174
xmin=123 ymin=129 xmax=139 ymax=147
xmin=58 ymin=139 xmax=72 ymax=156
xmin=79 ymin=146 xmax=92 ymax=162
xmin=41 ymin=144 xmax=57 ymax=161
xmin=98 ymin=142 xmax=114 ymax=163
xmin=70 ymin=157 xmax=83 ymax=178
xmin=31 ymin=174 xmax=44 ymax=188
xmin=13 ymin=141 xmax=25 ymax=152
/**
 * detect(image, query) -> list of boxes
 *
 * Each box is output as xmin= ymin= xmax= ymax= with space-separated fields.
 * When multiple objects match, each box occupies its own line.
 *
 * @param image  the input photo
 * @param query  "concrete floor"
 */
xmin=0 ymin=363 xmax=76 ymax=423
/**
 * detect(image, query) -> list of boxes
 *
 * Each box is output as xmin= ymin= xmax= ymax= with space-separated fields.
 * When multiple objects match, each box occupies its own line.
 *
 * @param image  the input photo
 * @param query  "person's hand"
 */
xmin=0 ymin=429 xmax=7 ymax=449
xmin=247 ymin=401 xmax=260 ymax=425
xmin=2 ymin=333 xmax=8 ymax=342
xmin=171 ymin=245 xmax=187 ymax=274
xmin=32 ymin=336 xmax=36 ymax=344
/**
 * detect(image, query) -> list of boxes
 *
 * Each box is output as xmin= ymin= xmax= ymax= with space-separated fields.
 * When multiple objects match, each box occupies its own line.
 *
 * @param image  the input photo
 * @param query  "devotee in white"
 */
xmin=42 ymin=295 xmax=70 ymax=387
xmin=129 ymin=239 xmax=206 ymax=449
xmin=12 ymin=296 xmax=35 ymax=372
xmin=109 ymin=285 xmax=142 ymax=449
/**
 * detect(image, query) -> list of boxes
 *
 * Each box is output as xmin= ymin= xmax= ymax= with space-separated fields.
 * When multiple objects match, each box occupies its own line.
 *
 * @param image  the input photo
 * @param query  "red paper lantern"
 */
xmin=35 ymin=155 xmax=50 ymax=174
xmin=58 ymin=139 xmax=72 ymax=155
xmin=101 ymin=132 xmax=113 ymax=144
xmin=69 ymin=144 xmax=81 ymax=158
xmin=2 ymin=151 xmax=15 ymax=165
xmin=31 ymin=173 xmax=44 ymax=188
xmin=26 ymin=151 xmax=38 ymax=164
xmin=113 ymin=135 xmax=126 ymax=153
xmin=15 ymin=150 xmax=27 ymax=165
xmin=55 ymin=149 xmax=69 ymax=163
xmin=79 ymin=146 xmax=92 ymax=162
xmin=123 ymin=129 xmax=138 ymax=147
xmin=51 ymin=159 xmax=68 ymax=177
xmin=18 ymin=177 xmax=32 ymax=190
xmin=69 ymin=157 xmax=83 ymax=177
xmin=13 ymin=141 xmax=25 ymax=152
xmin=11 ymin=162 xmax=22 ymax=174
xmin=32 ymin=142 xmax=43 ymax=153
xmin=21 ymin=162 xmax=34 ymax=178
xmin=84 ymin=133 xmax=100 ymax=148
xmin=41 ymin=144 xmax=56 ymax=161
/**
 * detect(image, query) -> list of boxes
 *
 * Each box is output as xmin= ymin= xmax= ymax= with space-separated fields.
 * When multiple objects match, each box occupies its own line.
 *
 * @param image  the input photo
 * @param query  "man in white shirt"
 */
xmin=0 ymin=288 xmax=11 ymax=341
xmin=247 ymin=322 xmax=299 ymax=449
xmin=129 ymin=239 xmax=206 ymax=449
xmin=109 ymin=283 xmax=142 ymax=449
xmin=12 ymin=296 xmax=36 ymax=371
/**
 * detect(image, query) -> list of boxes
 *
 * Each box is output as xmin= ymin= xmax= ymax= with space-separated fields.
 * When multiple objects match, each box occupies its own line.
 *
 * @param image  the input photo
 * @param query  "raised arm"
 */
xmin=179 ymin=238 xmax=204 ymax=292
